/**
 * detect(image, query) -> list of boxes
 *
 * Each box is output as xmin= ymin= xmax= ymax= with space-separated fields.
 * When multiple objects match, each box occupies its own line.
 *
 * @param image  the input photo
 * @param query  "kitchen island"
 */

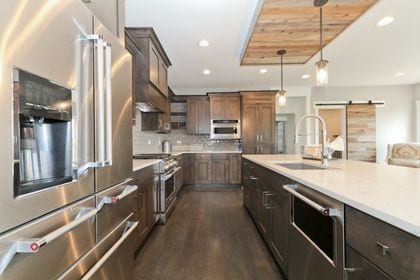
xmin=242 ymin=154 xmax=420 ymax=280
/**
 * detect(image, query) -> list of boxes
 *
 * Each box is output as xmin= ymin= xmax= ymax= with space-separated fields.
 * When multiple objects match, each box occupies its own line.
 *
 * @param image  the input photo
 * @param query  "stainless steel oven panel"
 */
xmin=58 ymin=217 xmax=137 ymax=280
xmin=0 ymin=0 xmax=95 ymax=234
xmin=0 ymin=196 xmax=96 ymax=279
xmin=284 ymin=184 xmax=344 ymax=280
xmin=160 ymin=197 xmax=177 ymax=225
xmin=96 ymin=180 xmax=137 ymax=241
xmin=93 ymin=17 xmax=133 ymax=192
xmin=210 ymin=119 xmax=241 ymax=140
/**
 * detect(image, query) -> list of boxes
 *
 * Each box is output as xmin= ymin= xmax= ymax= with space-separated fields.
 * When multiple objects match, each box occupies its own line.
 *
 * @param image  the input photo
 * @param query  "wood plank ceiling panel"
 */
xmin=241 ymin=0 xmax=377 ymax=65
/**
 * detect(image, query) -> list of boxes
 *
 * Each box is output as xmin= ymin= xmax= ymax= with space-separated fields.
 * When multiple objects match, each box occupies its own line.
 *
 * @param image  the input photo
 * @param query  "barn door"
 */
xmin=346 ymin=105 xmax=376 ymax=162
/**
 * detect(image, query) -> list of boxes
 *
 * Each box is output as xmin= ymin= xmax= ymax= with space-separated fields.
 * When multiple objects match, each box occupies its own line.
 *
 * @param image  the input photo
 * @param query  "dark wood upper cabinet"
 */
xmin=241 ymin=92 xmax=276 ymax=154
xmin=187 ymin=97 xmax=210 ymax=135
xmin=209 ymin=93 xmax=240 ymax=120
xmin=125 ymin=28 xmax=171 ymax=113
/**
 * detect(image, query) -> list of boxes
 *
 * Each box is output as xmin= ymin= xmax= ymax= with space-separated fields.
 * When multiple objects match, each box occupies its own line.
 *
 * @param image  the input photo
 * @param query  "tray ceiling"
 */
xmin=241 ymin=0 xmax=377 ymax=65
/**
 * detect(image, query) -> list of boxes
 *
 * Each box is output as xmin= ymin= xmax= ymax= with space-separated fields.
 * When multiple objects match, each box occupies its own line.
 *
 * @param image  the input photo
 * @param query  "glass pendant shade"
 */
xmin=316 ymin=60 xmax=329 ymax=86
xmin=276 ymin=90 xmax=286 ymax=107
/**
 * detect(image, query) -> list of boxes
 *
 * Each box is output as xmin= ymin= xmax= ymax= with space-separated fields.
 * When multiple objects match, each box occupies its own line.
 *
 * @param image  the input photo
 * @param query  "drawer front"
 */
xmin=59 ymin=219 xmax=137 ymax=280
xmin=96 ymin=181 xmax=137 ymax=241
xmin=345 ymin=245 xmax=393 ymax=280
xmin=0 ymin=197 xmax=96 ymax=280
xmin=346 ymin=206 xmax=420 ymax=279
xmin=195 ymin=153 xmax=212 ymax=159
xmin=212 ymin=153 xmax=229 ymax=160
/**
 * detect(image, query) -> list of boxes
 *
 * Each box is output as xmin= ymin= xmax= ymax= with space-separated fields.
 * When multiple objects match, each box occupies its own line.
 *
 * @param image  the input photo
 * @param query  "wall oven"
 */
xmin=283 ymin=184 xmax=344 ymax=280
xmin=210 ymin=119 xmax=241 ymax=140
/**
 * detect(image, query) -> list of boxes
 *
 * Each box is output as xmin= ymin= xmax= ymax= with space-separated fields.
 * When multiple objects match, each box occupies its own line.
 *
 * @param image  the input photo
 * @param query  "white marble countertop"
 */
xmin=133 ymin=159 xmax=161 ymax=172
xmin=242 ymin=154 xmax=420 ymax=237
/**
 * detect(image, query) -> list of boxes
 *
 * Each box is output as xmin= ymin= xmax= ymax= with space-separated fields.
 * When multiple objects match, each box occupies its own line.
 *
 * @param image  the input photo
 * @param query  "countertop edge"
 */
xmin=132 ymin=159 xmax=161 ymax=172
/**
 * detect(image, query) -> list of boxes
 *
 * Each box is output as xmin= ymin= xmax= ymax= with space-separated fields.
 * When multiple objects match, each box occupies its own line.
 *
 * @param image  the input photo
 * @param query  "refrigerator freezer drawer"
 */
xmin=0 ymin=196 xmax=96 ymax=280
xmin=59 ymin=218 xmax=138 ymax=280
xmin=96 ymin=180 xmax=137 ymax=241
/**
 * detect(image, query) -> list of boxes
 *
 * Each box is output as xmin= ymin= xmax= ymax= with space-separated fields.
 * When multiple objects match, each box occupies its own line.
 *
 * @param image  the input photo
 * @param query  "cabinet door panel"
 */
xmin=149 ymin=44 xmax=159 ymax=87
xmin=212 ymin=159 xmax=229 ymax=184
xmin=159 ymin=62 xmax=168 ymax=97
xmin=257 ymin=182 xmax=270 ymax=237
xmin=229 ymin=155 xmax=241 ymax=184
xmin=210 ymin=97 xmax=226 ymax=119
xmin=226 ymin=97 xmax=240 ymax=119
xmin=187 ymin=100 xmax=198 ymax=134
xmin=270 ymin=191 xmax=289 ymax=274
xmin=198 ymin=99 xmax=210 ymax=134
xmin=259 ymin=103 xmax=276 ymax=144
xmin=242 ymin=104 xmax=259 ymax=145
xmin=195 ymin=159 xmax=212 ymax=184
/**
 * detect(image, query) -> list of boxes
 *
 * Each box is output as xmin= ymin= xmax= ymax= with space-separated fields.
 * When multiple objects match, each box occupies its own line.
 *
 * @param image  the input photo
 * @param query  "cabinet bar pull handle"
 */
xmin=376 ymin=241 xmax=390 ymax=256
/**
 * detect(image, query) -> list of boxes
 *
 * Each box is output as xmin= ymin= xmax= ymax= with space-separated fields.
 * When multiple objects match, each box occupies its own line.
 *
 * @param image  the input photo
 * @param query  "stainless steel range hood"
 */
xmin=136 ymin=102 xmax=164 ymax=113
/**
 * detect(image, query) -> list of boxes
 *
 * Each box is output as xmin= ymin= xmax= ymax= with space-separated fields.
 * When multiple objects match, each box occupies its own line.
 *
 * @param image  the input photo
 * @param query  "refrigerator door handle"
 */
xmin=0 ymin=207 xmax=97 ymax=275
xmin=87 ymin=34 xmax=108 ymax=168
xmin=104 ymin=42 xmax=113 ymax=166
xmin=80 ymin=221 xmax=138 ymax=280
xmin=97 ymin=185 xmax=138 ymax=211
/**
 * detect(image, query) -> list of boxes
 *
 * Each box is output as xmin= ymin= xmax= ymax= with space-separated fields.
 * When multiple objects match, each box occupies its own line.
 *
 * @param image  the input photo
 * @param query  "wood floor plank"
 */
xmin=134 ymin=188 xmax=284 ymax=280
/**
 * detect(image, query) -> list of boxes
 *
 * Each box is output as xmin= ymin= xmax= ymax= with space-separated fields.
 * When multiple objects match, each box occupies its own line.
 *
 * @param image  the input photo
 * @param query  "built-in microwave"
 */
xmin=210 ymin=119 xmax=241 ymax=140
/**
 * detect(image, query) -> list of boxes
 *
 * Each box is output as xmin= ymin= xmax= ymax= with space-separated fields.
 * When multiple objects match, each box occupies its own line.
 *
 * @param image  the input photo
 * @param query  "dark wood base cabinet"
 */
xmin=131 ymin=165 xmax=157 ymax=251
xmin=242 ymin=159 xmax=290 ymax=275
xmin=243 ymin=158 xmax=420 ymax=280
xmin=181 ymin=153 xmax=241 ymax=186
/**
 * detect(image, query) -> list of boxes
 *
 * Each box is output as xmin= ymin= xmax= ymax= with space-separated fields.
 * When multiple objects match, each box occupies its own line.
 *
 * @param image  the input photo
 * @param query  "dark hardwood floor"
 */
xmin=134 ymin=187 xmax=284 ymax=280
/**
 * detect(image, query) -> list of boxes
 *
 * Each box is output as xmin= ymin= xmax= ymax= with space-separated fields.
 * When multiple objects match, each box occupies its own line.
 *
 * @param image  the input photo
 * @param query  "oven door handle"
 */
xmin=97 ymin=185 xmax=138 ymax=211
xmin=163 ymin=167 xmax=181 ymax=181
xmin=283 ymin=184 xmax=342 ymax=217
xmin=80 ymin=221 xmax=138 ymax=280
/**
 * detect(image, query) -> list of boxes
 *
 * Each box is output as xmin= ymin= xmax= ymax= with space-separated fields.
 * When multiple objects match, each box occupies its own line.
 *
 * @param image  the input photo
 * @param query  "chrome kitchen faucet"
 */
xmin=294 ymin=115 xmax=330 ymax=168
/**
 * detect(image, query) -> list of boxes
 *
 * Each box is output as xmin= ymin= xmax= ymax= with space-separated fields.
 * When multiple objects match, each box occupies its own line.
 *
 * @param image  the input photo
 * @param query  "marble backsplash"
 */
xmin=132 ymin=111 xmax=240 ymax=154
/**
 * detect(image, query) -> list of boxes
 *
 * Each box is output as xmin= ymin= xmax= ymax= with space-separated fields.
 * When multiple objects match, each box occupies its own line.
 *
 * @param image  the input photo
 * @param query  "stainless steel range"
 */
xmin=133 ymin=154 xmax=182 ymax=224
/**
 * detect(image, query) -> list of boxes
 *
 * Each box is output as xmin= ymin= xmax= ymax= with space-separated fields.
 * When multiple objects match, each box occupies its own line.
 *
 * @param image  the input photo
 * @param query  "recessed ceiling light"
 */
xmin=259 ymin=69 xmax=268 ymax=74
xmin=198 ymin=40 xmax=210 ymax=47
xmin=202 ymin=69 xmax=211 ymax=75
xmin=302 ymin=74 xmax=310 ymax=79
xmin=394 ymin=72 xmax=404 ymax=77
xmin=377 ymin=16 xmax=394 ymax=27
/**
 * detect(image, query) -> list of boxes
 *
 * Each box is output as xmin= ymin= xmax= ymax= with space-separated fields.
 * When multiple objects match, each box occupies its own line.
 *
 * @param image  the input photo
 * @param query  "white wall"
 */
xmin=311 ymin=85 xmax=416 ymax=162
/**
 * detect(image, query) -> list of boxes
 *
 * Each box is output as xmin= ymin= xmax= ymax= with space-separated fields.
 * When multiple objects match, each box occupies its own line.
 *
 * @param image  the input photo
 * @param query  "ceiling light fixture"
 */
xmin=198 ymin=39 xmax=210 ymax=47
xmin=276 ymin=49 xmax=287 ymax=107
xmin=394 ymin=72 xmax=404 ymax=77
xmin=377 ymin=16 xmax=394 ymax=27
xmin=302 ymin=74 xmax=310 ymax=79
xmin=202 ymin=69 xmax=211 ymax=75
xmin=259 ymin=68 xmax=268 ymax=74
xmin=314 ymin=0 xmax=329 ymax=86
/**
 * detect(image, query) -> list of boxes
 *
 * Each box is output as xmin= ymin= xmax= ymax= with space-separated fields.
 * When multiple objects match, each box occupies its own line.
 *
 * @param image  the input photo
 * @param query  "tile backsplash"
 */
xmin=132 ymin=110 xmax=240 ymax=154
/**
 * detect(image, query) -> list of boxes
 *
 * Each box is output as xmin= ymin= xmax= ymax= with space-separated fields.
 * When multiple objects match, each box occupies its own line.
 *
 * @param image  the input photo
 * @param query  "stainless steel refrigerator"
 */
xmin=0 ymin=1 xmax=137 ymax=279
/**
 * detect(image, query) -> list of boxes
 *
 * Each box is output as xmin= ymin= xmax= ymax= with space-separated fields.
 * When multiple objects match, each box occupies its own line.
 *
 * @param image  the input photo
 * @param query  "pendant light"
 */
xmin=314 ymin=0 xmax=329 ymax=86
xmin=276 ymin=49 xmax=287 ymax=107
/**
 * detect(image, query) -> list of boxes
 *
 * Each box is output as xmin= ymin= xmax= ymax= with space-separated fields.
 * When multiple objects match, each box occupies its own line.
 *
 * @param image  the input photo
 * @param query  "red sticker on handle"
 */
xmin=30 ymin=243 xmax=39 ymax=251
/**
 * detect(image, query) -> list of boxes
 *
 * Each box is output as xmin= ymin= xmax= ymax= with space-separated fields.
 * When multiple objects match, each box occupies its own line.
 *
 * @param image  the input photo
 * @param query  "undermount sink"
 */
xmin=275 ymin=162 xmax=326 ymax=170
